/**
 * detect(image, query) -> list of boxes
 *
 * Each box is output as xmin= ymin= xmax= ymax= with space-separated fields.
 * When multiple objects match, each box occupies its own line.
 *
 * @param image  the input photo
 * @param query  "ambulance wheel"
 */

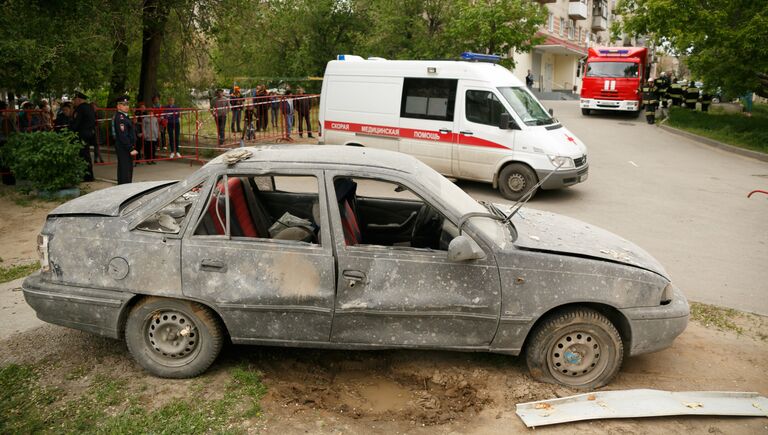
xmin=499 ymin=163 xmax=537 ymax=201
xmin=581 ymin=108 xmax=590 ymax=115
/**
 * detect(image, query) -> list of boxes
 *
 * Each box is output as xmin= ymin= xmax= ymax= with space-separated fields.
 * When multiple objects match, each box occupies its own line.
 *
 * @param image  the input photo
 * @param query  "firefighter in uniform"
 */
xmin=667 ymin=79 xmax=683 ymax=107
xmin=641 ymin=78 xmax=658 ymax=124
xmin=112 ymin=96 xmax=138 ymax=184
xmin=654 ymin=72 xmax=670 ymax=108
xmin=700 ymin=88 xmax=713 ymax=112
xmin=684 ymin=82 xmax=700 ymax=110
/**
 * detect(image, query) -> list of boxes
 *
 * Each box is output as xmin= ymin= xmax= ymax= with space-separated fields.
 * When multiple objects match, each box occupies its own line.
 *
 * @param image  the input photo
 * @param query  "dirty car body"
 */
xmin=23 ymin=145 xmax=688 ymax=388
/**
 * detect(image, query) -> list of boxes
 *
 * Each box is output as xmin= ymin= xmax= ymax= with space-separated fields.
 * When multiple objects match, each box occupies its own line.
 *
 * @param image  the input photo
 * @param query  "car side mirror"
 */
xmin=448 ymin=235 xmax=486 ymax=262
xmin=499 ymin=112 xmax=519 ymax=130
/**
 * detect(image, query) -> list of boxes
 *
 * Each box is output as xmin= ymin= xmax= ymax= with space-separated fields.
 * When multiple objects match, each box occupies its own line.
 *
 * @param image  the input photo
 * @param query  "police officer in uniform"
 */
xmin=70 ymin=91 xmax=96 ymax=181
xmin=641 ymin=78 xmax=658 ymax=124
xmin=667 ymin=79 xmax=683 ymax=107
xmin=684 ymin=82 xmax=700 ymax=110
xmin=112 ymin=96 xmax=138 ymax=184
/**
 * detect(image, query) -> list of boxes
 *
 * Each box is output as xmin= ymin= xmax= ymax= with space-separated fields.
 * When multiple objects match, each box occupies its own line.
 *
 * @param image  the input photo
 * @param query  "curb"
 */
xmin=658 ymin=124 xmax=768 ymax=163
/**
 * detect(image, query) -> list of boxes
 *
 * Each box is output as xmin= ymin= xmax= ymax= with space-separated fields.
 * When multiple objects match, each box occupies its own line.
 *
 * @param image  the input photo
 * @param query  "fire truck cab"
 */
xmin=579 ymin=47 xmax=649 ymax=116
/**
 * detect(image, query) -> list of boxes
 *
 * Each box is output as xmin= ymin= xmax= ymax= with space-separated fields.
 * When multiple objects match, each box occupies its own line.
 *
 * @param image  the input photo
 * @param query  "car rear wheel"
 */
xmin=125 ymin=297 xmax=223 ymax=378
xmin=526 ymin=308 xmax=623 ymax=389
xmin=498 ymin=163 xmax=538 ymax=201
xmin=581 ymin=108 xmax=590 ymax=115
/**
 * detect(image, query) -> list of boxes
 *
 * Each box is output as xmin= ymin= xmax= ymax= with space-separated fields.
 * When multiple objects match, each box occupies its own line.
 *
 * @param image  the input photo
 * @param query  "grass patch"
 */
xmin=689 ymin=302 xmax=743 ymax=334
xmin=666 ymin=104 xmax=768 ymax=154
xmin=0 ymin=363 xmax=268 ymax=434
xmin=0 ymin=261 xmax=40 ymax=283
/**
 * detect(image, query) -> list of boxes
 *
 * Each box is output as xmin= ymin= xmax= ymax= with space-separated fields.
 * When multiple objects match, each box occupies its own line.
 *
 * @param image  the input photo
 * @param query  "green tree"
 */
xmin=446 ymin=0 xmax=547 ymax=68
xmin=616 ymin=0 xmax=768 ymax=98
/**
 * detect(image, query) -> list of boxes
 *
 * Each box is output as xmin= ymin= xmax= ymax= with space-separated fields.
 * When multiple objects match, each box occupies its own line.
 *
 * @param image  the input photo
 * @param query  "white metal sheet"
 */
xmin=516 ymin=389 xmax=768 ymax=427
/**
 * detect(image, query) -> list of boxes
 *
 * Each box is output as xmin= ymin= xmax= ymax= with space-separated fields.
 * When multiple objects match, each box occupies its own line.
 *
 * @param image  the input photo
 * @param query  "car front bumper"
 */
xmin=620 ymin=284 xmax=690 ymax=356
xmin=535 ymin=164 xmax=589 ymax=190
xmin=22 ymin=273 xmax=134 ymax=339
xmin=581 ymin=98 xmax=641 ymax=112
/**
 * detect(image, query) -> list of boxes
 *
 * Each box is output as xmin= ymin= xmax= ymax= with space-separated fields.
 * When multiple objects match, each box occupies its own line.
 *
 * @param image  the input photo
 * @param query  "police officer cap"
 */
xmin=74 ymin=91 xmax=89 ymax=100
xmin=115 ymin=95 xmax=130 ymax=105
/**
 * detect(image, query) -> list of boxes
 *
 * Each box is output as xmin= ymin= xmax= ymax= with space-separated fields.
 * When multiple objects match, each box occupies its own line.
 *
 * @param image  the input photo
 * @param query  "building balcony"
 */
xmin=568 ymin=1 xmax=588 ymax=20
xmin=591 ymin=15 xmax=607 ymax=31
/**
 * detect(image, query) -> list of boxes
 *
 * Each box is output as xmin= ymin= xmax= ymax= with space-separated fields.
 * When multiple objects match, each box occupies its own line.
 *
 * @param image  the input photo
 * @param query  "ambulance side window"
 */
xmin=400 ymin=78 xmax=457 ymax=121
xmin=465 ymin=90 xmax=507 ymax=126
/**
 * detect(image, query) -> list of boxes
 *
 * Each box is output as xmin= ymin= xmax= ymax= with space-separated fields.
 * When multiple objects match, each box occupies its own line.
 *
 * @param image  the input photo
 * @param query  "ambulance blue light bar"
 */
xmin=461 ymin=52 xmax=502 ymax=63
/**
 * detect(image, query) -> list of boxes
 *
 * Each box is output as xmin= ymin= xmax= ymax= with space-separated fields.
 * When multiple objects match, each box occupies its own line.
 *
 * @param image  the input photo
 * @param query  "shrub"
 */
xmin=1 ymin=131 xmax=87 ymax=191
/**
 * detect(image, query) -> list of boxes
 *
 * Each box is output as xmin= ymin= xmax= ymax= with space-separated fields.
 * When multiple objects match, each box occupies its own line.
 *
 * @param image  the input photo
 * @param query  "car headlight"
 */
xmin=548 ymin=155 xmax=575 ymax=169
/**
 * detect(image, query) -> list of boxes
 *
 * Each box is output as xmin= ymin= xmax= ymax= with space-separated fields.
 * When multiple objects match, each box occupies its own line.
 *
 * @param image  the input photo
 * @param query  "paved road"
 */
xmin=95 ymin=104 xmax=768 ymax=314
xmin=459 ymin=101 xmax=768 ymax=315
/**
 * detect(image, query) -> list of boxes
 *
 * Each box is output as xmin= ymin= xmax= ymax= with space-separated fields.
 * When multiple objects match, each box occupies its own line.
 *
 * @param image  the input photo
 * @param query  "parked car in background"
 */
xmin=23 ymin=146 xmax=688 ymax=388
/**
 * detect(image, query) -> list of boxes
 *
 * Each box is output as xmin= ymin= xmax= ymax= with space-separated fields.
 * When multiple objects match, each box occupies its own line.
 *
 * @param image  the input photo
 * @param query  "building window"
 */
xmin=559 ymin=18 xmax=564 ymax=37
xmin=568 ymin=20 xmax=575 ymax=40
xmin=548 ymin=13 xmax=554 ymax=32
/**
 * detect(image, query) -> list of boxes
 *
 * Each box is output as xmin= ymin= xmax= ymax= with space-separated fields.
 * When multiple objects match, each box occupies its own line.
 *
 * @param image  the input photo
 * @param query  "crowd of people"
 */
xmin=1 ymin=85 xmax=314 ymax=185
xmin=210 ymin=84 xmax=315 ymax=145
xmin=641 ymin=72 xmax=715 ymax=124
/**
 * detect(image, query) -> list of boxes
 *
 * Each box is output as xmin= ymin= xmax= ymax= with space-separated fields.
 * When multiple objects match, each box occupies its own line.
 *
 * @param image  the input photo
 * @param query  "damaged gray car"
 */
xmin=23 ymin=146 xmax=688 ymax=388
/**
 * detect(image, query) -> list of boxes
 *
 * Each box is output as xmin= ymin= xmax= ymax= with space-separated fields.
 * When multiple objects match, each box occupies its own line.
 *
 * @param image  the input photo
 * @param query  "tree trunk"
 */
xmin=107 ymin=20 xmax=129 ymax=107
xmin=137 ymin=0 xmax=170 ymax=105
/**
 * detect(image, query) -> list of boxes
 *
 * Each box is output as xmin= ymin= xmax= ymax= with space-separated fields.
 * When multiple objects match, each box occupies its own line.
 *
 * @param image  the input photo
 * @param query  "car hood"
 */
xmin=50 ymin=181 xmax=175 ymax=217
xmin=505 ymin=206 xmax=670 ymax=280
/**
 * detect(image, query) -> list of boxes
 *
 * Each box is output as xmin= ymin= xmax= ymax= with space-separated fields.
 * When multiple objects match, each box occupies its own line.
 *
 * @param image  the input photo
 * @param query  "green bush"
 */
xmin=1 ymin=131 xmax=87 ymax=191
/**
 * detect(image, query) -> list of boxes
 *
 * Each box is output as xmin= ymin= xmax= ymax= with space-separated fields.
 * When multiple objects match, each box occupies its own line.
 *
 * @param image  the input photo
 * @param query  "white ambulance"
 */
xmin=318 ymin=53 xmax=589 ymax=200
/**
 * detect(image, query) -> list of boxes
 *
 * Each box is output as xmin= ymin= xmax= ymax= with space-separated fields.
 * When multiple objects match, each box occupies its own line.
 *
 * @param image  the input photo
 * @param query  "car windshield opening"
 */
xmin=585 ymin=61 xmax=639 ymax=78
xmin=498 ymin=87 xmax=555 ymax=126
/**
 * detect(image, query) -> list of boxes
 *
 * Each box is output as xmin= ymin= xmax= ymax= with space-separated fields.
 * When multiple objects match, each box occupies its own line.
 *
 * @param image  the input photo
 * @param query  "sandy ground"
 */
xmin=0 ymin=181 xmax=766 ymax=433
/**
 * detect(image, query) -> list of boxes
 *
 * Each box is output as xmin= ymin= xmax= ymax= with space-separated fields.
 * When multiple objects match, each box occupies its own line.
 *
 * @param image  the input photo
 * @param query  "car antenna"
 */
xmin=502 ymin=161 xmax=565 ymax=224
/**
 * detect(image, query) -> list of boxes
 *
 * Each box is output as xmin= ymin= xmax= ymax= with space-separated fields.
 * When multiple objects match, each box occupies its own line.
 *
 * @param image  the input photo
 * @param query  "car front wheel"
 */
xmin=125 ymin=297 xmax=224 ymax=378
xmin=498 ymin=163 xmax=538 ymax=201
xmin=526 ymin=308 xmax=623 ymax=389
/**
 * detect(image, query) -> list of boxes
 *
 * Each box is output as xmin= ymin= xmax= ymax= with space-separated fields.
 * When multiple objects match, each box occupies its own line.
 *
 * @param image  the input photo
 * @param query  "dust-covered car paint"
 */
xmin=23 ymin=145 xmax=688 ymax=387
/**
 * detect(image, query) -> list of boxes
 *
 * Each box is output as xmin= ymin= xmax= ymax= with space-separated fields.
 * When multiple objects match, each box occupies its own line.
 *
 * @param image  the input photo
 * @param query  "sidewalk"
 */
xmin=94 ymin=159 xmax=201 ymax=184
xmin=0 ymin=277 xmax=44 ymax=340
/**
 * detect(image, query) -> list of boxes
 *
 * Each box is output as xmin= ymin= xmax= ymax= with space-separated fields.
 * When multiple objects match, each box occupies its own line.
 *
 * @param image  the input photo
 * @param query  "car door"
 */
xmin=326 ymin=170 xmax=501 ymax=349
xmin=181 ymin=168 xmax=336 ymax=344
xmin=398 ymin=77 xmax=458 ymax=176
xmin=455 ymin=86 xmax=518 ymax=181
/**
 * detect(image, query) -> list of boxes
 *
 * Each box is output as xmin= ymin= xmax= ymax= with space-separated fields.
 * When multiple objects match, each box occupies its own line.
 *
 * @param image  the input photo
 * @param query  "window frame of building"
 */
xmin=559 ymin=17 xmax=565 ymax=37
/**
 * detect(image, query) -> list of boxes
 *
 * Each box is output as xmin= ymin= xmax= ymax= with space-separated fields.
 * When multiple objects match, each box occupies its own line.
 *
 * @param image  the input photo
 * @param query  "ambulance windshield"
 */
xmin=498 ymin=87 xmax=554 ymax=126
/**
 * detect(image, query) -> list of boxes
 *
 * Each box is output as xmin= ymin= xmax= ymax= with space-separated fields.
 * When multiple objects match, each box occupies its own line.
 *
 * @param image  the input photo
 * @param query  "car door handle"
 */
xmin=200 ymin=259 xmax=227 ymax=273
xmin=342 ymin=270 xmax=366 ymax=288
xmin=439 ymin=128 xmax=452 ymax=134
xmin=460 ymin=130 xmax=474 ymax=136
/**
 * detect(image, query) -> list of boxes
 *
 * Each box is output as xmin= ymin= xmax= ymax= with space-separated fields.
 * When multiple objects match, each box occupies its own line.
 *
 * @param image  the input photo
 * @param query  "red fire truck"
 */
xmin=579 ymin=47 xmax=649 ymax=116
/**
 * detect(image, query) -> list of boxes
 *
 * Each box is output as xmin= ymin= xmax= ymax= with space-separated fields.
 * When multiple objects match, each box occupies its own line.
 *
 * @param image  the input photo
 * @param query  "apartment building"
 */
xmin=512 ymin=0 xmax=615 ymax=94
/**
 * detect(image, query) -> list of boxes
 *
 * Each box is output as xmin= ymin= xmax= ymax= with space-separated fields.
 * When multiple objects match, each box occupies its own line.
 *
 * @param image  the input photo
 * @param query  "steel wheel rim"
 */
xmin=507 ymin=173 xmax=526 ymax=192
xmin=547 ymin=329 xmax=607 ymax=385
xmin=144 ymin=309 xmax=200 ymax=367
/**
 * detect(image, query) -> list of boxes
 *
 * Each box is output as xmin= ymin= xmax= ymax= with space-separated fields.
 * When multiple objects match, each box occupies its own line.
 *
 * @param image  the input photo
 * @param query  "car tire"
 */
xmin=581 ymin=108 xmax=590 ymax=115
xmin=498 ymin=163 xmax=538 ymax=201
xmin=526 ymin=308 xmax=623 ymax=389
xmin=125 ymin=297 xmax=224 ymax=378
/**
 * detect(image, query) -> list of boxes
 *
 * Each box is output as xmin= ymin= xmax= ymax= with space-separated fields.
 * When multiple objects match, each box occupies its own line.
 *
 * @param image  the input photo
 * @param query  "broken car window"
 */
xmin=334 ymin=177 xmax=456 ymax=250
xmin=136 ymin=182 xmax=204 ymax=234
xmin=193 ymin=174 xmax=320 ymax=244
